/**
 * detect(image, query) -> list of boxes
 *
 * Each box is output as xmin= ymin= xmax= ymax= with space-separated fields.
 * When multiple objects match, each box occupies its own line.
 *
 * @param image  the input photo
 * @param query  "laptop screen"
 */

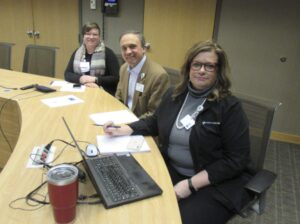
xmin=62 ymin=117 xmax=87 ymax=160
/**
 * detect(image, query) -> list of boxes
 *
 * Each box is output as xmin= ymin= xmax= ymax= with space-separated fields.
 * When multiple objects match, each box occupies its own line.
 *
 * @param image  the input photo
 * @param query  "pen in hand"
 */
xmin=93 ymin=124 xmax=121 ymax=128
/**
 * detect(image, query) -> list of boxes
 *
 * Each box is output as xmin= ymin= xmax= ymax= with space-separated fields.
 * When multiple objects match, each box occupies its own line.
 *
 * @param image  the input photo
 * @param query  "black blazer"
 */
xmin=130 ymin=87 xmax=253 ymax=212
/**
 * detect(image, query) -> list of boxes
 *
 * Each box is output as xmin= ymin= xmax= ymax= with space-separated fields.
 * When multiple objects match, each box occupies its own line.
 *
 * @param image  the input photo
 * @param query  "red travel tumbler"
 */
xmin=47 ymin=164 xmax=78 ymax=224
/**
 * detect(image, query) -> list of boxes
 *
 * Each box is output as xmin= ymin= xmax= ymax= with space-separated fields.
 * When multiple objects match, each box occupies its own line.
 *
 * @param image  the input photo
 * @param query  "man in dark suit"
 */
xmin=115 ymin=31 xmax=169 ymax=119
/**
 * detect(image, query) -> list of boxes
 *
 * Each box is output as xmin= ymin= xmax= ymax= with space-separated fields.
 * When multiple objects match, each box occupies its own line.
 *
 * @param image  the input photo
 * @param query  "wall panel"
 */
xmin=144 ymin=0 xmax=217 ymax=69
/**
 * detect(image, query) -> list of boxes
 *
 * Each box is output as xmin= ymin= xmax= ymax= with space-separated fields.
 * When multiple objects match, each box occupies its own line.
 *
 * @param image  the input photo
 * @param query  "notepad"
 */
xmin=90 ymin=110 xmax=139 ymax=125
xmin=60 ymin=83 xmax=86 ymax=92
xmin=96 ymin=135 xmax=150 ymax=154
xmin=51 ymin=81 xmax=86 ymax=92
xmin=41 ymin=95 xmax=84 ymax=107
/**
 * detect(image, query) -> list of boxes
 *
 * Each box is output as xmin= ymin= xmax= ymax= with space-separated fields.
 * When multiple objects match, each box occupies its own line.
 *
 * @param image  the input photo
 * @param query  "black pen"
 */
xmin=93 ymin=124 xmax=121 ymax=128
xmin=20 ymin=84 xmax=37 ymax=90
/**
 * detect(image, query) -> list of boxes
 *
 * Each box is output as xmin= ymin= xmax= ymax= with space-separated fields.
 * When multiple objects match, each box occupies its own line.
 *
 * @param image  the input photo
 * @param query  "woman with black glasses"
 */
xmin=64 ymin=22 xmax=119 ymax=95
xmin=103 ymin=41 xmax=253 ymax=224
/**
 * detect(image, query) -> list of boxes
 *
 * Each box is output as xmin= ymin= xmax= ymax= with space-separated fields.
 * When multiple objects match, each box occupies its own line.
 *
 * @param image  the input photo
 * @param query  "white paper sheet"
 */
xmin=50 ymin=80 xmax=69 ymax=87
xmin=90 ymin=110 xmax=139 ymax=125
xmin=41 ymin=95 xmax=84 ymax=108
xmin=51 ymin=81 xmax=86 ymax=92
xmin=60 ymin=83 xmax=86 ymax=92
xmin=96 ymin=135 xmax=150 ymax=154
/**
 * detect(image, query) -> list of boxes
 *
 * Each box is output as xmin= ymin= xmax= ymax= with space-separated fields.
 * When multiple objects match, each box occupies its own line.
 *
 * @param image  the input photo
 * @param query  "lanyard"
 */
xmin=175 ymin=93 xmax=206 ymax=130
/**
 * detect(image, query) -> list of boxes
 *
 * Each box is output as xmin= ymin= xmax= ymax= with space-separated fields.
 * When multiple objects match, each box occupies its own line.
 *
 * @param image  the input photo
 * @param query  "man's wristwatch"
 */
xmin=188 ymin=178 xmax=197 ymax=194
xmin=94 ymin=77 xmax=98 ymax=83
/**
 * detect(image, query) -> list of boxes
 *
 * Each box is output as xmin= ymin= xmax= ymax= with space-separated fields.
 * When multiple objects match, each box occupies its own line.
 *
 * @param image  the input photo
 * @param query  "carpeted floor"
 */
xmin=229 ymin=140 xmax=300 ymax=224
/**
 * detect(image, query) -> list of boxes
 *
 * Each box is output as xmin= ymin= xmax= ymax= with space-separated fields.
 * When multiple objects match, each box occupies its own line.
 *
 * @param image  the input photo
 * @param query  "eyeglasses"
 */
xmin=84 ymin=32 xmax=99 ymax=37
xmin=191 ymin=62 xmax=218 ymax=72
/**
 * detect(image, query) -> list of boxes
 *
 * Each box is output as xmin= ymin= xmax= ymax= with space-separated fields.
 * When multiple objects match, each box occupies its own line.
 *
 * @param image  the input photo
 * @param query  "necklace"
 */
xmin=175 ymin=93 xmax=206 ymax=130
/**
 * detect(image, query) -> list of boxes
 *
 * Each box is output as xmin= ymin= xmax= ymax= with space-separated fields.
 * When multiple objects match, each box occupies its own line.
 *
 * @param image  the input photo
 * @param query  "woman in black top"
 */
xmin=103 ymin=41 xmax=253 ymax=224
xmin=64 ymin=22 xmax=119 ymax=95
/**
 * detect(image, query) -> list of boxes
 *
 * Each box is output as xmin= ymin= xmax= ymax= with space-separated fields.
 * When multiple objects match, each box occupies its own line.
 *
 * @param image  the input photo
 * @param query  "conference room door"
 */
xmin=144 ymin=0 xmax=217 ymax=70
xmin=0 ymin=0 xmax=79 ymax=79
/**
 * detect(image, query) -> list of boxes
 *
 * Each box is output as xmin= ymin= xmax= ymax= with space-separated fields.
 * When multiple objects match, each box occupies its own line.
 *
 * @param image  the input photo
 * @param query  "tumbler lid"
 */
xmin=47 ymin=164 xmax=78 ymax=186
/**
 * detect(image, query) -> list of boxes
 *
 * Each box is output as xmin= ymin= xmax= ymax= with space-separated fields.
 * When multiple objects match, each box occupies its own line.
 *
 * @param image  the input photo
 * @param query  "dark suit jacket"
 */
xmin=115 ymin=57 xmax=169 ymax=119
xmin=129 ymin=88 xmax=253 ymax=212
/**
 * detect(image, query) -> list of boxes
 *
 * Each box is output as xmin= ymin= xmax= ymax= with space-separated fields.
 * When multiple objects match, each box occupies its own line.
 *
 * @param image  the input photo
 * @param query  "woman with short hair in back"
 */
xmin=64 ymin=22 xmax=119 ymax=95
xmin=103 ymin=40 xmax=253 ymax=224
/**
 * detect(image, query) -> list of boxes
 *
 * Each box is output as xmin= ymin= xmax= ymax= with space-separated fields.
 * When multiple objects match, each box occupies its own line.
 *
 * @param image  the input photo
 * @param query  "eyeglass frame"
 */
xmin=84 ymin=32 xmax=100 ymax=37
xmin=190 ymin=62 xmax=218 ymax=72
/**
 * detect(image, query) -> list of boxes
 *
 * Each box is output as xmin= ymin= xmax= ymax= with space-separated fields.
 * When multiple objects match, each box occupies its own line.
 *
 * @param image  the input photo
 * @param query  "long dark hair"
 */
xmin=173 ymin=41 xmax=231 ymax=101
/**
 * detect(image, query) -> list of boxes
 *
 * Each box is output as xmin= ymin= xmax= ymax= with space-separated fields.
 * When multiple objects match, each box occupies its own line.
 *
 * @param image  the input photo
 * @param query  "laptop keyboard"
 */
xmin=91 ymin=156 xmax=140 ymax=202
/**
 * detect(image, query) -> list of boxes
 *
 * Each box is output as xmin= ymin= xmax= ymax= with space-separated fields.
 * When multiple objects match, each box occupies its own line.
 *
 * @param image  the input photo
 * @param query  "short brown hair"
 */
xmin=81 ymin=22 xmax=101 ymax=36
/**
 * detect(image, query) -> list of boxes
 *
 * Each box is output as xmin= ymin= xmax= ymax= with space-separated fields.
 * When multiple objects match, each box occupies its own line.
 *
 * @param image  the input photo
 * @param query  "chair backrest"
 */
xmin=22 ymin=44 xmax=57 ymax=77
xmin=163 ymin=66 xmax=180 ymax=87
xmin=235 ymin=92 xmax=280 ymax=172
xmin=0 ymin=42 xmax=14 ymax=70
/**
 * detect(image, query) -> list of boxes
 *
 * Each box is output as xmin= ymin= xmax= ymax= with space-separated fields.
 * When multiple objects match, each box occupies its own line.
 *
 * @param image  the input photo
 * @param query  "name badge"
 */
xmin=135 ymin=83 xmax=144 ymax=93
xmin=80 ymin=61 xmax=90 ymax=73
xmin=180 ymin=114 xmax=195 ymax=130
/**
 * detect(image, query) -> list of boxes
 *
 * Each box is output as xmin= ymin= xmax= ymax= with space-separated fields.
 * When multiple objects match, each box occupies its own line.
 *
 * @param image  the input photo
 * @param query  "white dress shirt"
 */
xmin=127 ymin=55 xmax=146 ymax=109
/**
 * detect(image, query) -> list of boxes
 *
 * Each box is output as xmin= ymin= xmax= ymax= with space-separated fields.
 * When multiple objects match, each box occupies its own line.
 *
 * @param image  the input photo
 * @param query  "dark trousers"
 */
xmin=167 ymin=163 xmax=235 ymax=224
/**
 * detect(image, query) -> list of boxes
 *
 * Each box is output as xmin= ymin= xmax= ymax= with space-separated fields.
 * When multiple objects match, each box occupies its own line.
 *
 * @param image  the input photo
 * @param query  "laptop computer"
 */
xmin=62 ymin=117 xmax=163 ymax=208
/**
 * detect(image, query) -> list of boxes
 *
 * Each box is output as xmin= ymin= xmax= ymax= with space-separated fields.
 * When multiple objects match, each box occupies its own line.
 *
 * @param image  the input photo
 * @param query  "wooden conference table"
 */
xmin=0 ymin=69 xmax=181 ymax=224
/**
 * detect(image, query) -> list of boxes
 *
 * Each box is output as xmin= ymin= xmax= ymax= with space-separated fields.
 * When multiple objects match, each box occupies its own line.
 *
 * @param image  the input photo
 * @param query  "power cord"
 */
xmin=28 ymin=139 xmax=96 ymax=167
xmin=10 ymin=172 xmax=102 ymax=210
xmin=0 ymin=85 xmax=18 ymax=90
xmin=26 ymin=181 xmax=49 ymax=205
xmin=77 ymin=193 xmax=102 ymax=205
xmin=29 ymin=139 xmax=76 ymax=167
xmin=9 ymin=140 xmax=103 ymax=210
xmin=9 ymin=172 xmax=49 ymax=211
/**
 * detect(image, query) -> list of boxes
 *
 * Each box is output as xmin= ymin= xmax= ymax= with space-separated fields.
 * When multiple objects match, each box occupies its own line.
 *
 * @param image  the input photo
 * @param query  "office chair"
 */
xmin=0 ymin=42 xmax=14 ymax=70
xmin=235 ymin=92 xmax=280 ymax=217
xmin=163 ymin=66 xmax=180 ymax=87
xmin=22 ymin=44 xmax=57 ymax=77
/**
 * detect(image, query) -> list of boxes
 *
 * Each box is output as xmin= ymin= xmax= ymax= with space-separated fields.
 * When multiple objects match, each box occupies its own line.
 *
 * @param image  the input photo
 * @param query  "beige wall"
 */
xmin=216 ymin=0 xmax=300 ymax=136
xmin=80 ymin=0 xmax=300 ymax=138
xmin=144 ymin=0 xmax=217 ymax=70
xmin=1 ymin=0 xmax=298 ymax=137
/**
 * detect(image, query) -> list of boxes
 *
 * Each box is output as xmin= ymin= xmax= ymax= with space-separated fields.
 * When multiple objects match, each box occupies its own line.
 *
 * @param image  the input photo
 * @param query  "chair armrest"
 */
xmin=245 ymin=169 xmax=277 ymax=194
